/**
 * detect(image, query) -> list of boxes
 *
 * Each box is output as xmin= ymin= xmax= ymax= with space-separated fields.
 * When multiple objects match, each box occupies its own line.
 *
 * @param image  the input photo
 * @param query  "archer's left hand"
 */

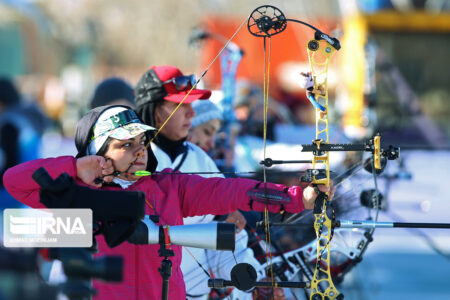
xmin=225 ymin=211 xmax=247 ymax=233
xmin=302 ymin=181 xmax=335 ymax=210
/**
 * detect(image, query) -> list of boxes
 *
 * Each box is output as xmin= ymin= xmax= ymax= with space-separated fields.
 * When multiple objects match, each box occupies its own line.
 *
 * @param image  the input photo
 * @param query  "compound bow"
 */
xmin=237 ymin=5 xmax=399 ymax=300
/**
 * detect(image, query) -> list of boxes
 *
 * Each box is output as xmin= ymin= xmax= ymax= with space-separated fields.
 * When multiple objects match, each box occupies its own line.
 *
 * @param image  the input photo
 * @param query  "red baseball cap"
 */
xmin=153 ymin=66 xmax=211 ymax=104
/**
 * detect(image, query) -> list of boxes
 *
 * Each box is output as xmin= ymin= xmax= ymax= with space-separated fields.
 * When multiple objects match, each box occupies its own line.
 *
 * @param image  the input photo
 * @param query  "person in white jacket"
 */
xmin=135 ymin=66 xmax=264 ymax=300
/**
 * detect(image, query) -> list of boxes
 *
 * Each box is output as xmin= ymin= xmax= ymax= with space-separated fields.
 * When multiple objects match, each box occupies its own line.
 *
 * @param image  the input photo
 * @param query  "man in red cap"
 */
xmin=135 ymin=65 xmax=217 ymax=171
xmin=135 ymin=65 xmax=210 ymax=141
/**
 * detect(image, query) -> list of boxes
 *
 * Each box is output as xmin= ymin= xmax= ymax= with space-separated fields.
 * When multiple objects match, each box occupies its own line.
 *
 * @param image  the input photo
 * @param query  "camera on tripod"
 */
xmin=31 ymin=167 xmax=236 ymax=251
xmin=0 ymin=247 xmax=58 ymax=300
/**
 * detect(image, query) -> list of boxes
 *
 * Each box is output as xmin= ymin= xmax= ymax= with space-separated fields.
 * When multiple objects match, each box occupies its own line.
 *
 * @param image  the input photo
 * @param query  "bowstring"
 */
xmin=262 ymin=34 xmax=276 ymax=288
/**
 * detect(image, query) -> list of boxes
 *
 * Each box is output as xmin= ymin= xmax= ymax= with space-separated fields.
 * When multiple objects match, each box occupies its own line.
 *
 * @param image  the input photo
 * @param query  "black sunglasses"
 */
xmin=162 ymin=74 xmax=196 ymax=91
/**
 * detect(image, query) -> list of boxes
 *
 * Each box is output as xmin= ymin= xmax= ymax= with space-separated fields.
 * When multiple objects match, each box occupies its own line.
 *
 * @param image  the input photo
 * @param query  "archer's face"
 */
xmin=154 ymin=101 xmax=195 ymax=141
xmin=104 ymin=133 xmax=148 ymax=180
xmin=187 ymin=119 xmax=221 ymax=152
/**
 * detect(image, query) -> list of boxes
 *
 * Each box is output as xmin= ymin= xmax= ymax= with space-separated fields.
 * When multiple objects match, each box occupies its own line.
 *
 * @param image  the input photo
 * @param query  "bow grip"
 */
xmin=313 ymin=185 xmax=328 ymax=214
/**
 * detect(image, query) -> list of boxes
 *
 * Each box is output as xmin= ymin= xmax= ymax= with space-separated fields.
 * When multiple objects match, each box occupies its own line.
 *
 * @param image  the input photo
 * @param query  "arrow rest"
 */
xmin=301 ymin=169 xmax=328 ymax=183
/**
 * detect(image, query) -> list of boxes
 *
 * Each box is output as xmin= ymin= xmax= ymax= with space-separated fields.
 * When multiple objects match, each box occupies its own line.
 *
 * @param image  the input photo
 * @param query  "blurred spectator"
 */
xmin=234 ymin=80 xmax=293 ymax=140
xmin=0 ymin=77 xmax=48 ymax=209
xmin=187 ymin=99 xmax=238 ymax=171
xmin=90 ymin=77 xmax=135 ymax=109
xmin=37 ymin=77 xmax=136 ymax=168
xmin=188 ymin=99 xmax=223 ymax=153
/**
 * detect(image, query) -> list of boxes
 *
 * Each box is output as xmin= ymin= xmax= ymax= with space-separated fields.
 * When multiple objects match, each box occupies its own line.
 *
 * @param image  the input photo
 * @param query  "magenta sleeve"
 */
xmin=175 ymin=173 xmax=305 ymax=218
xmin=3 ymin=156 xmax=78 ymax=208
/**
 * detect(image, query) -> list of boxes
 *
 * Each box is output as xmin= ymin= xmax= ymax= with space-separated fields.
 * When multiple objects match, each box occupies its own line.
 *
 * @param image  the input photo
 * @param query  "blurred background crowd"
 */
xmin=1 ymin=0 xmax=449 ymax=299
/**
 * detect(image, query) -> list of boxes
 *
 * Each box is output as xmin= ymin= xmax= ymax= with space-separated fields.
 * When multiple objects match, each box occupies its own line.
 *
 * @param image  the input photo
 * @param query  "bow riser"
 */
xmin=307 ymin=39 xmax=343 ymax=300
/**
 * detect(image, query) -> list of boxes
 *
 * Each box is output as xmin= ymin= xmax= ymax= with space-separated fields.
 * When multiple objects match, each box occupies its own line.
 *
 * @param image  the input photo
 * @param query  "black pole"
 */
xmin=260 ymin=158 xmax=312 ymax=167
xmin=158 ymin=226 xmax=174 ymax=300
xmin=159 ymin=257 xmax=172 ymax=300
xmin=392 ymin=222 xmax=450 ymax=228
xmin=257 ymin=220 xmax=450 ymax=229
xmin=208 ymin=279 xmax=309 ymax=289
xmin=253 ymin=281 xmax=309 ymax=288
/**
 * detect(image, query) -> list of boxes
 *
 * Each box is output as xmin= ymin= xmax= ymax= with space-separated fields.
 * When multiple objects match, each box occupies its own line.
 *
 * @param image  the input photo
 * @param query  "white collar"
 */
xmin=113 ymin=177 xmax=137 ymax=189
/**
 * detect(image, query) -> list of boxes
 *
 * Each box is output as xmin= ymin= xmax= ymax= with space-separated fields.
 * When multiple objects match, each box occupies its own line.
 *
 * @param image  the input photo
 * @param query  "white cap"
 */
xmin=87 ymin=107 xmax=156 ymax=155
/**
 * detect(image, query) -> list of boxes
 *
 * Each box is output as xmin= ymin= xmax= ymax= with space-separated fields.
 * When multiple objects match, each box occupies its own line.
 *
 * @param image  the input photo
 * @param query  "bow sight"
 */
xmin=300 ymin=134 xmax=400 ymax=172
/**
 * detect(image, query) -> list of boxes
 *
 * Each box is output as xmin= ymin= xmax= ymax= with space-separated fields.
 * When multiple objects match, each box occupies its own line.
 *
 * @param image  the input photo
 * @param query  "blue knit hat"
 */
xmin=191 ymin=100 xmax=223 ymax=128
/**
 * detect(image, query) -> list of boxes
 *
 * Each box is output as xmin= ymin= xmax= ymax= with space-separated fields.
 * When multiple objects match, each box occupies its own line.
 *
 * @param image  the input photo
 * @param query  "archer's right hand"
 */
xmin=76 ymin=156 xmax=114 ymax=188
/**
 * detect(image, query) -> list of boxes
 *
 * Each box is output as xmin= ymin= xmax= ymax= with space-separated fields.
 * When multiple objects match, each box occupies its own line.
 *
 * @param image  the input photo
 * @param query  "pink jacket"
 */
xmin=3 ymin=156 xmax=305 ymax=300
